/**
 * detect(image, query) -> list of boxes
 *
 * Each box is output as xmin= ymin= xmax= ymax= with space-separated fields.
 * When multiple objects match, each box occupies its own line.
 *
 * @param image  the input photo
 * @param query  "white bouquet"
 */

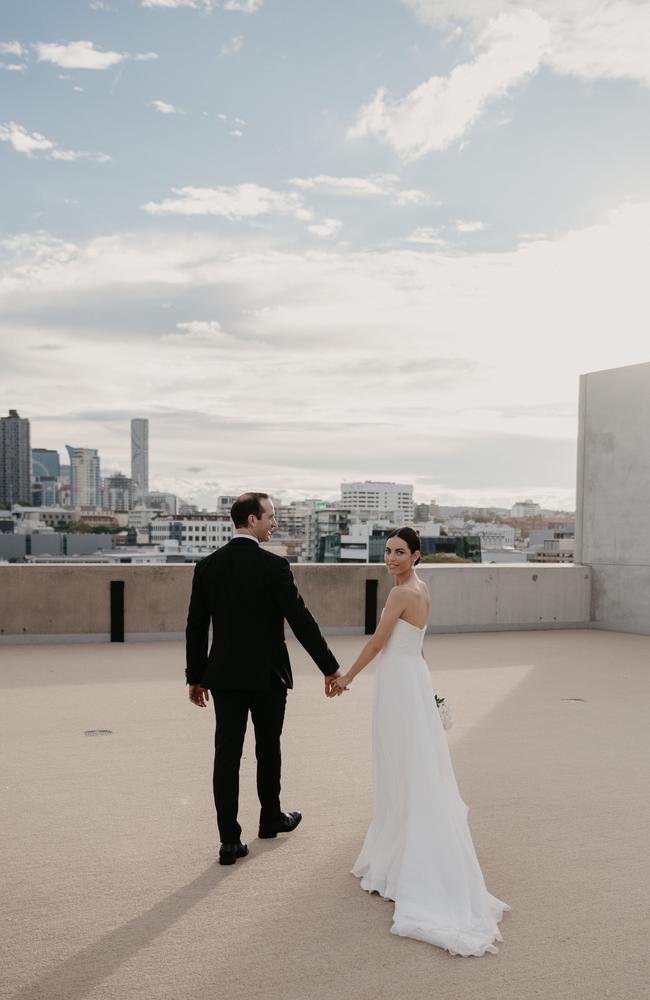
xmin=435 ymin=695 xmax=453 ymax=730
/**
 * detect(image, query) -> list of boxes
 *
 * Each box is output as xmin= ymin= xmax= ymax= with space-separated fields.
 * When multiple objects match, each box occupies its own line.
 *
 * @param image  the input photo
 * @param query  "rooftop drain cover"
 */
xmin=84 ymin=729 xmax=113 ymax=736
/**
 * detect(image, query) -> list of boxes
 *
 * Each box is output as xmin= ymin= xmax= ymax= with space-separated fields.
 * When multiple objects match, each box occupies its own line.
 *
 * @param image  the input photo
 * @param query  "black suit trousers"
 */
xmin=211 ymin=676 xmax=287 ymax=843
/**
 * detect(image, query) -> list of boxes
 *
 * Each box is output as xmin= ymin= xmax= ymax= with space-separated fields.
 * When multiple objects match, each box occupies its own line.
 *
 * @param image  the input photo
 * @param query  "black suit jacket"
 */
xmin=185 ymin=538 xmax=340 ymax=691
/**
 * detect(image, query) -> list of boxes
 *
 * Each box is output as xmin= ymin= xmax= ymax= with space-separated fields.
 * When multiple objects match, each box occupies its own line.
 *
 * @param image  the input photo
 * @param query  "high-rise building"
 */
xmin=131 ymin=418 xmax=149 ymax=498
xmin=65 ymin=446 xmax=101 ymax=507
xmin=32 ymin=448 xmax=60 ymax=479
xmin=340 ymin=481 xmax=414 ymax=522
xmin=102 ymin=473 xmax=136 ymax=512
xmin=32 ymin=448 xmax=61 ymax=508
xmin=0 ymin=410 xmax=31 ymax=507
xmin=32 ymin=478 xmax=58 ymax=507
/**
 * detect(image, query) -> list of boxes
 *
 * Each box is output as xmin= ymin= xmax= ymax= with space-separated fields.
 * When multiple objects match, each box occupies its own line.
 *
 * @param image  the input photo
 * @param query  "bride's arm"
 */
xmin=332 ymin=589 xmax=407 ymax=691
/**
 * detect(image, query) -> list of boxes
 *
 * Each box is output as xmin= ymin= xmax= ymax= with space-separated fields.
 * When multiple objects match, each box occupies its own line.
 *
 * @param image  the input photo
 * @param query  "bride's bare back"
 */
xmin=397 ymin=577 xmax=430 ymax=630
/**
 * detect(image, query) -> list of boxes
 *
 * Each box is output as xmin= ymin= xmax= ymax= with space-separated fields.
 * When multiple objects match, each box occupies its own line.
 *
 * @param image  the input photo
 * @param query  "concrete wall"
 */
xmin=0 ymin=562 xmax=590 ymax=642
xmin=576 ymin=360 xmax=650 ymax=633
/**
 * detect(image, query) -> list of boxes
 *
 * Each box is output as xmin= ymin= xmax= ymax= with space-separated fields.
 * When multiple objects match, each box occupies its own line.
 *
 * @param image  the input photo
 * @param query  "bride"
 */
xmin=331 ymin=527 xmax=510 ymax=957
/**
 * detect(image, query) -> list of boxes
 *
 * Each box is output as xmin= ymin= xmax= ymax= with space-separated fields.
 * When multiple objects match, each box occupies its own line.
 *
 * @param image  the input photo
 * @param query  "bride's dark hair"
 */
xmin=388 ymin=526 xmax=422 ymax=565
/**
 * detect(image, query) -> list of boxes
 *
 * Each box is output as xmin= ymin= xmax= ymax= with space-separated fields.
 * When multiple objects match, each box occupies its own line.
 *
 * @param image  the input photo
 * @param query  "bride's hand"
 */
xmin=332 ymin=674 xmax=350 ymax=694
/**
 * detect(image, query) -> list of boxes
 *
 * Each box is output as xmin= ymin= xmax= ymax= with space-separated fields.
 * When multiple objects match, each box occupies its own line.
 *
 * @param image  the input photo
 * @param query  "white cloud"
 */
xmin=141 ymin=0 xmax=264 ymax=9
xmin=394 ymin=188 xmax=433 ymax=206
xmin=404 ymin=1 xmax=650 ymax=85
xmin=223 ymin=0 xmax=264 ymax=11
xmin=141 ymin=0 xmax=207 ymax=8
xmin=230 ymin=128 xmax=243 ymax=137
xmin=152 ymin=99 xmax=178 ymax=114
xmin=50 ymin=148 xmax=111 ymax=162
xmin=349 ymin=10 xmax=549 ymax=160
xmin=290 ymin=173 xmax=432 ymax=206
xmin=33 ymin=41 xmax=158 ymax=70
xmin=142 ymin=183 xmax=313 ymax=220
xmin=0 ymin=41 xmax=25 ymax=56
xmin=456 ymin=220 xmax=485 ymax=232
xmin=0 ymin=62 xmax=27 ymax=73
xmin=291 ymin=173 xmax=397 ymax=196
xmin=404 ymin=226 xmax=446 ymax=245
xmin=3 ymin=200 xmax=650 ymax=503
xmin=162 ymin=320 xmax=235 ymax=346
xmin=0 ymin=121 xmax=110 ymax=162
xmin=221 ymin=35 xmax=244 ymax=55
xmin=307 ymin=218 xmax=342 ymax=238
xmin=0 ymin=122 xmax=54 ymax=156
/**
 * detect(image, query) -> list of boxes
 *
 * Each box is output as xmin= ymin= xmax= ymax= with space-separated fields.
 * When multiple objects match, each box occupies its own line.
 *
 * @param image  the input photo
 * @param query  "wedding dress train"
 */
xmin=351 ymin=617 xmax=510 ymax=957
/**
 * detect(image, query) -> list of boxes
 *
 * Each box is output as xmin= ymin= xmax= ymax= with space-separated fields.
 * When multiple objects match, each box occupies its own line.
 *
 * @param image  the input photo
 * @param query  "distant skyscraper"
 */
xmin=65 ymin=446 xmax=101 ymax=508
xmin=131 ymin=418 xmax=149 ymax=498
xmin=32 ymin=448 xmax=61 ymax=508
xmin=102 ymin=473 xmax=136 ymax=512
xmin=0 ymin=410 xmax=31 ymax=507
xmin=32 ymin=448 xmax=60 ymax=479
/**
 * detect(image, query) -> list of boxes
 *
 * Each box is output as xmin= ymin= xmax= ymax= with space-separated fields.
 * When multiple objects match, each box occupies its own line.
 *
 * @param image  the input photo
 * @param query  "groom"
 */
xmin=186 ymin=492 xmax=342 ymax=865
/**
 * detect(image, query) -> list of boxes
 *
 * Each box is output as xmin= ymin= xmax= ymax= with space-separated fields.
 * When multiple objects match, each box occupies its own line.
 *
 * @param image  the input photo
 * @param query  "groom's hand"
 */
xmin=188 ymin=685 xmax=210 ymax=708
xmin=324 ymin=672 xmax=343 ymax=697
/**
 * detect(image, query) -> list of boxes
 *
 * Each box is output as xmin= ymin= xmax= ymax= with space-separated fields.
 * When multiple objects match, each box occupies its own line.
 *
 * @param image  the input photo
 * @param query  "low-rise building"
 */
xmin=150 ymin=514 xmax=233 ymax=551
xmin=528 ymin=538 xmax=575 ymax=563
xmin=511 ymin=499 xmax=542 ymax=518
xmin=468 ymin=523 xmax=516 ymax=548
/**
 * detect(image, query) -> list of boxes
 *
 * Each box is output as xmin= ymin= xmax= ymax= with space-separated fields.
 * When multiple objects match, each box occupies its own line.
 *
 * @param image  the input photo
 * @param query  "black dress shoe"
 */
xmin=258 ymin=810 xmax=302 ymax=839
xmin=218 ymin=842 xmax=249 ymax=866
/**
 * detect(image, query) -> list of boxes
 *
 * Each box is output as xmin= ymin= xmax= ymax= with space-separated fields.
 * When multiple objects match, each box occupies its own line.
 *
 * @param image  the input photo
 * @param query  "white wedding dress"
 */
xmin=351 ymin=617 xmax=510 ymax=956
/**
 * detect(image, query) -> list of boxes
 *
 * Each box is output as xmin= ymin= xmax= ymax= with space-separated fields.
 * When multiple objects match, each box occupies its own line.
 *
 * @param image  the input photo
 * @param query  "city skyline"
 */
xmin=6 ymin=405 xmax=575 ymax=512
xmin=2 ymin=2 xmax=649 ymax=509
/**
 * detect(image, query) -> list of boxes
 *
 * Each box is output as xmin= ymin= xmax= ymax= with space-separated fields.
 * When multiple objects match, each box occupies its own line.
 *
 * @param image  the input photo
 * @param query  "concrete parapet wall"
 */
xmin=0 ymin=563 xmax=590 ymax=642
xmin=576 ymin=360 xmax=650 ymax=634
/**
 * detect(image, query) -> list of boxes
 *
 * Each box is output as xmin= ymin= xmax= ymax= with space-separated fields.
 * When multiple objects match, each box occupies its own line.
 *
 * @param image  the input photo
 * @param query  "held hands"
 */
xmin=325 ymin=671 xmax=350 ymax=697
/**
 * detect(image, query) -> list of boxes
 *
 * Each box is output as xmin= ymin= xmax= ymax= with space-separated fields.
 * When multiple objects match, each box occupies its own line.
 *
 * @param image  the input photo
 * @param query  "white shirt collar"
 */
xmin=231 ymin=533 xmax=260 ymax=544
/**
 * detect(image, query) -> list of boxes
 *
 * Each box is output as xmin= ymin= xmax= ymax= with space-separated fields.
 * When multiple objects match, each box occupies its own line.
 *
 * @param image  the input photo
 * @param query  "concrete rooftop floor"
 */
xmin=1 ymin=630 xmax=649 ymax=1000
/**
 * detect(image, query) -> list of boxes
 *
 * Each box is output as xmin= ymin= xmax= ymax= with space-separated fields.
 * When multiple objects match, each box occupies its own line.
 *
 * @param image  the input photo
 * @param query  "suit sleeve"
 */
xmin=272 ymin=558 xmax=340 ymax=677
xmin=185 ymin=562 xmax=210 ymax=685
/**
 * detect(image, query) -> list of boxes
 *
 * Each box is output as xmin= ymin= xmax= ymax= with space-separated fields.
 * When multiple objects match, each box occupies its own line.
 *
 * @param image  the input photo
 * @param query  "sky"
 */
xmin=1 ymin=0 xmax=650 ymax=510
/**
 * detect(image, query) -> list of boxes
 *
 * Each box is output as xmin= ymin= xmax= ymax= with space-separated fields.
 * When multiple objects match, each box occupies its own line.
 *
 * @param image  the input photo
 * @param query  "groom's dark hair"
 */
xmin=231 ymin=492 xmax=269 ymax=527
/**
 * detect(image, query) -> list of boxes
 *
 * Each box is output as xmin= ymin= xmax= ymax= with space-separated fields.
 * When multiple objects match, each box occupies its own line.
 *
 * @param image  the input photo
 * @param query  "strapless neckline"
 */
xmin=396 ymin=617 xmax=427 ymax=632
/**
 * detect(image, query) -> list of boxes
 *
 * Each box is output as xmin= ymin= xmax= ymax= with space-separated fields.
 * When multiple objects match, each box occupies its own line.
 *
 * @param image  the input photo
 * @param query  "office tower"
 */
xmin=65 ymin=446 xmax=101 ymax=508
xmin=340 ymin=481 xmax=414 ymax=522
xmin=131 ymin=418 xmax=149 ymax=498
xmin=0 ymin=410 xmax=31 ymax=507
xmin=32 ymin=448 xmax=61 ymax=507
xmin=102 ymin=473 xmax=136 ymax=512
xmin=32 ymin=448 xmax=61 ymax=479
